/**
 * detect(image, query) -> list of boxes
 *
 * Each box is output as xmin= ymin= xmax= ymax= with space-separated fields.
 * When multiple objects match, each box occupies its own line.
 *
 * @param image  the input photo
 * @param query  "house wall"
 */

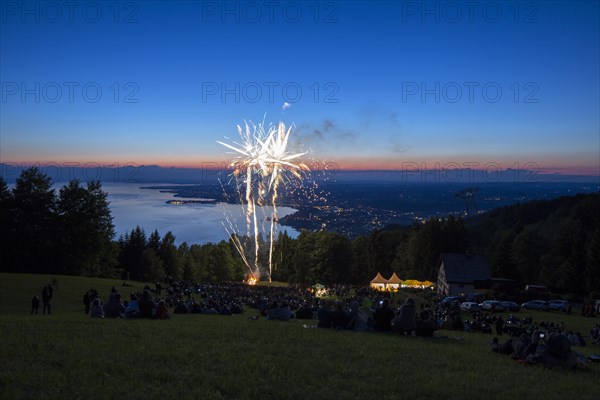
xmin=448 ymin=283 xmax=474 ymax=296
xmin=437 ymin=263 xmax=448 ymax=295
xmin=437 ymin=257 xmax=488 ymax=296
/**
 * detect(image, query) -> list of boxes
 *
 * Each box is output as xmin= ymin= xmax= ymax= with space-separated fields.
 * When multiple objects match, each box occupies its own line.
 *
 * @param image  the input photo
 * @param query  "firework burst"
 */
xmin=217 ymin=116 xmax=309 ymax=282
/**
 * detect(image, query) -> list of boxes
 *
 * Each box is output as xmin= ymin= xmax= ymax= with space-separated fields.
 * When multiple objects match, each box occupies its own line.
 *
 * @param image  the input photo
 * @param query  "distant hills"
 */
xmin=1 ymin=163 xmax=598 ymax=184
xmin=378 ymin=192 xmax=600 ymax=296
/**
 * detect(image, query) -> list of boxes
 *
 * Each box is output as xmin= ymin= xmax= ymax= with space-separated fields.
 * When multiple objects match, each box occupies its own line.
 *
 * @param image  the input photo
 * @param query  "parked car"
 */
xmin=441 ymin=296 xmax=463 ymax=307
xmin=479 ymin=300 xmax=506 ymax=312
xmin=521 ymin=300 xmax=548 ymax=310
xmin=547 ymin=300 xmax=569 ymax=312
xmin=500 ymin=301 xmax=520 ymax=312
xmin=460 ymin=301 xmax=481 ymax=312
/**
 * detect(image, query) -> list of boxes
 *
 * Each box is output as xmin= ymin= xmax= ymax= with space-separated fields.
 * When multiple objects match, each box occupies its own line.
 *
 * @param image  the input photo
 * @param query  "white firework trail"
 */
xmin=217 ymin=116 xmax=309 ymax=282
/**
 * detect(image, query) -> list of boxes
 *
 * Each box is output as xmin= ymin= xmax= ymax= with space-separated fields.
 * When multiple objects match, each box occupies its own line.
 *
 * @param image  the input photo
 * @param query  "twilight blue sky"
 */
xmin=1 ymin=1 xmax=599 ymax=174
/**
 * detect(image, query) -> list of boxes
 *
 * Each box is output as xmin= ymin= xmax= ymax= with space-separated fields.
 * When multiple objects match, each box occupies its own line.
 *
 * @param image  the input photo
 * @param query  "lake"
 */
xmin=103 ymin=183 xmax=300 ymax=245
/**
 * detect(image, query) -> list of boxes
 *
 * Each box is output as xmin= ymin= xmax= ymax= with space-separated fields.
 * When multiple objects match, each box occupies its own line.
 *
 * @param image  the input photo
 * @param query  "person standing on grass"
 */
xmin=31 ymin=295 xmax=40 ymax=314
xmin=83 ymin=291 xmax=91 ymax=315
xmin=42 ymin=285 xmax=53 ymax=315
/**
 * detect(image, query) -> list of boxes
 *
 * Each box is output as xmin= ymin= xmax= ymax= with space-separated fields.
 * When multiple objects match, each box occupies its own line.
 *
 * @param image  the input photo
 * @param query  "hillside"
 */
xmin=0 ymin=273 xmax=150 ymax=316
xmin=0 ymin=273 xmax=599 ymax=400
xmin=466 ymin=193 xmax=600 ymax=295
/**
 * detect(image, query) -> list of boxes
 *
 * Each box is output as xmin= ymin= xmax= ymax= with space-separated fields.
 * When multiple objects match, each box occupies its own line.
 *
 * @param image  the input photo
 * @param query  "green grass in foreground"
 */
xmin=1 ymin=273 xmax=599 ymax=400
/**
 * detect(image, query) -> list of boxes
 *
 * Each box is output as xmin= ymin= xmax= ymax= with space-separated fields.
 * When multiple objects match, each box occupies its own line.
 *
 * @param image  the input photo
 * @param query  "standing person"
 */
xmin=83 ymin=291 xmax=91 ymax=315
xmin=496 ymin=315 xmax=504 ymax=336
xmin=42 ymin=285 xmax=53 ymax=315
xmin=31 ymin=296 xmax=40 ymax=314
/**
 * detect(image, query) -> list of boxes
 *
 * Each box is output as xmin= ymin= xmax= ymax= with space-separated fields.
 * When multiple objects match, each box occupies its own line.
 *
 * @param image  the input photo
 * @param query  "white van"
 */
xmin=594 ymin=300 xmax=600 ymax=313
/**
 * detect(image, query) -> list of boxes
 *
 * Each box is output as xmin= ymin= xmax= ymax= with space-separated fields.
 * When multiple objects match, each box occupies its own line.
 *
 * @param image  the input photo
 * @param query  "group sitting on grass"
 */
xmin=69 ymin=279 xmax=598 ymax=370
xmin=313 ymin=297 xmax=437 ymax=337
xmin=88 ymin=287 xmax=170 ymax=320
xmin=491 ymin=329 xmax=589 ymax=370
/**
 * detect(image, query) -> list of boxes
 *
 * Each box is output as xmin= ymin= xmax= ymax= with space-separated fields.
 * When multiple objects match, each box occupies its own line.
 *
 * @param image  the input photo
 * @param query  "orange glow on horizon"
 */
xmin=2 ymin=157 xmax=599 ymax=176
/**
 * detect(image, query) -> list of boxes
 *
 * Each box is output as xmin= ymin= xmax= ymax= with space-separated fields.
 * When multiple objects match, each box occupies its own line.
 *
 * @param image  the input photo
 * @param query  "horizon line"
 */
xmin=1 ymin=161 xmax=599 ymax=178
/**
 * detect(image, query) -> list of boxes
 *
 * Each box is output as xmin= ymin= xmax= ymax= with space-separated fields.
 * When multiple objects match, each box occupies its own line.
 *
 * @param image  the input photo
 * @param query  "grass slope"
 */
xmin=1 ymin=273 xmax=599 ymax=400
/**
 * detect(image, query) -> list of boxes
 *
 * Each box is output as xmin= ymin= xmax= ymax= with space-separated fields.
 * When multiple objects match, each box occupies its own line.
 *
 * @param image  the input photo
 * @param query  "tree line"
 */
xmin=1 ymin=167 xmax=599 ymax=297
xmin=468 ymin=193 xmax=600 ymax=297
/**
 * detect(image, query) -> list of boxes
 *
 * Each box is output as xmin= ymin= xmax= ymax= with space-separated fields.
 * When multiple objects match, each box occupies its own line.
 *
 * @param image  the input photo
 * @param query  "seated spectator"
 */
xmin=330 ymin=301 xmax=349 ymax=329
xmin=526 ymin=332 xmax=578 ymax=369
xmin=124 ymin=293 xmax=140 ymax=318
xmin=173 ymin=301 xmax=190 ymax=314
xmin=451 ymin=313 xmax=464 ymax=331
xmin=415 ymin=309 xmax=437 ymax=337
xmin=90 ymin=298 xmax=104 ymax=318
xmin=347 ymin=298 xmax=359 ymax=320
xmin=155 ymin=300 xmax=169 ymax=320
xmin=374 ymin=299 xmax=395 ymax=333
xmin=138 ymin=290 xmax=155 ymax=319
xmin=202 ymin=301 xmax=219 ymax=315
xmin=353 ymin=298 xmax=374 ymax=332
xmin=230 ymin=302 xmax=244 ymax=314
xmin=189 ymin=302 xmax=203 ymax=314
xmin=589 ymin=324 xmax=600 ymax=344
xmin=295 ymin=303 xmax=314 ymax=320
xmin=267 ymin=301 xmax=292 ymax=321
xmin=104 ymin=292 xmax=125 ymax=318
xmin=568 ymin=331 xmax=586 ymax=346
xmin=491 ymin=329 xmax=541 ymax=360
xmin=317 ymin=301 xmax=333 ymax=328
xmin=218 ymin=303 xmax=232 ymax=315
xmin=393 ymin=297 xmax=416 ymax=335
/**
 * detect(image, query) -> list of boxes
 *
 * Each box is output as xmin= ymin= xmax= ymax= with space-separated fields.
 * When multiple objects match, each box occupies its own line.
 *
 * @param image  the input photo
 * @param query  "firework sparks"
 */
xmin=217 ymin=117 xmax=309 ymax=282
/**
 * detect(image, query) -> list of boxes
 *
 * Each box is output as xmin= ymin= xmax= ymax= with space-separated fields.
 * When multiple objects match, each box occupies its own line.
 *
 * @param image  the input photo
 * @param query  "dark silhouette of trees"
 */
xmin=471 ymin=193 xmax=600 ymax=294
xmin=587 ymin=228 xmax=600 ymax=294
xmin=57 ymin=180 xmax=117 ymax=276
xmin=0 ymin=177 xmax=14 ymax=268
xmin=0 ymin=168 xmax=118 ymax=277
xmin=271 ymin=231 xmax=296 ymax=282
xmin=159 ymin=231 xmax=179 ymax=280
xmin=1 ymin=168 xmax=597 ymax=295
xmin=5 ymin=168 xmax=56 ymax=273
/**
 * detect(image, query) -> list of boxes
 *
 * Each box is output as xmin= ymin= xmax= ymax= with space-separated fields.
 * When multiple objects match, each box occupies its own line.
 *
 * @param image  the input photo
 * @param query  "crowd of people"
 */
xmin=490 ymin=329 xmax=587 ymax=369
xmin=29 ymin=279 xmax=598 ymax=369
xmin=69 ymin=281 xmax=442 ymax=340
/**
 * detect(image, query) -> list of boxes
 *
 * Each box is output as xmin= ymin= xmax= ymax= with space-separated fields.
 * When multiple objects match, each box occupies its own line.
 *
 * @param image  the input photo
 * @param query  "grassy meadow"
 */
xmin=1 ymin=273 xmax=599 ymax=400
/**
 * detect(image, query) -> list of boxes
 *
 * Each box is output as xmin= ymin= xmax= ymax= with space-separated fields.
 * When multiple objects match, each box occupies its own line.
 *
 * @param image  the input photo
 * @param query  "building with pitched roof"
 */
xmin=436 ymin=253 xmax=491 ymax=296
